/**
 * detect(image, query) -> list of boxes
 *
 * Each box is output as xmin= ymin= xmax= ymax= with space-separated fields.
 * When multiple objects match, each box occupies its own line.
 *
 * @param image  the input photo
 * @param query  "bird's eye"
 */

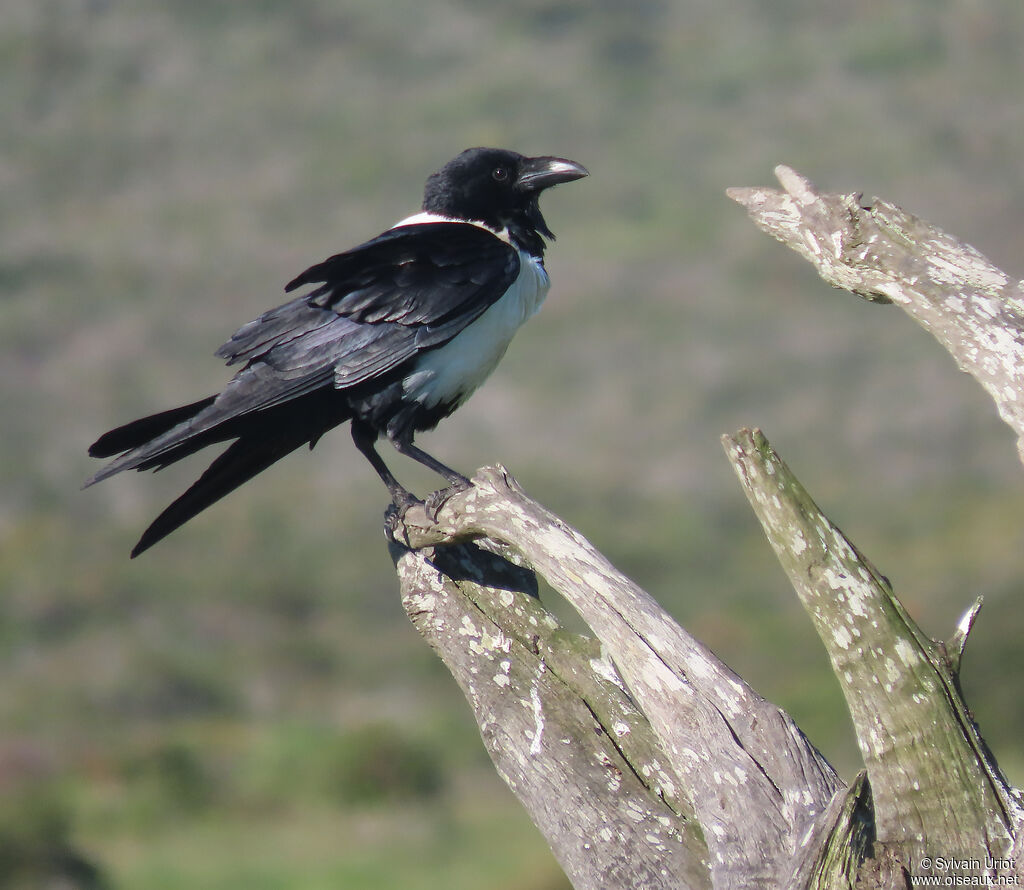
xmin=491 ymin=167 xmax=509 ymax=182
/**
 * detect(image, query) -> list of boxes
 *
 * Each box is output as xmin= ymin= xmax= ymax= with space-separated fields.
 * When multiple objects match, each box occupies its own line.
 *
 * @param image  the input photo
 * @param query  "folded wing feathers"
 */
xmin=91 ymin=223 xmax=522 ymax=486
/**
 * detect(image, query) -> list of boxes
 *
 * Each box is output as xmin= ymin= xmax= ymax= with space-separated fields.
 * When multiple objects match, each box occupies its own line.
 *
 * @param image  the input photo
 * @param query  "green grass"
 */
xmin=5 ymin=0 xmax=1024 ymax=885
xmin=83 ymin=789 xmax=568 ymax=890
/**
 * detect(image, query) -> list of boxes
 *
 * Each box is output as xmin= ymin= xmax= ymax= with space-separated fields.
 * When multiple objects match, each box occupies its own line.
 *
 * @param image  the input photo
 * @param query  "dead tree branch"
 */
xmin=728 ymin=166 xmax=1024 ymax=466
xmin=384 ymin=168 xmax=1024 ymax=887
xmin=390 ymin=468 xmax=842 ymax=888
xmin=723 ymin=428 xmax=1023 ymax=875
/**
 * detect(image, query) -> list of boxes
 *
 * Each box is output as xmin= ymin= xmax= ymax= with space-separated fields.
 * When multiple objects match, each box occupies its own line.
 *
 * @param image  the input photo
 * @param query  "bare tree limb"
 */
xmin=723 ymin=427 xmax=1024 ymax=879
xmin=728 ymin=166 xmax=1024 ymax=466
xmin=391 ymin=467 xmax=841 ymax=888
xmin=384 ymin=168 xmax=1024 ymax=888
xmin=391 ymin=537 xmax=711 ymax=890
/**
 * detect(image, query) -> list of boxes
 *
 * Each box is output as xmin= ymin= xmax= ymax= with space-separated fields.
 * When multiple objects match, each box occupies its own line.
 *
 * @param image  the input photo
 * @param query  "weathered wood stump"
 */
xmin=386 ymin=168 xmax=1024 ymax=888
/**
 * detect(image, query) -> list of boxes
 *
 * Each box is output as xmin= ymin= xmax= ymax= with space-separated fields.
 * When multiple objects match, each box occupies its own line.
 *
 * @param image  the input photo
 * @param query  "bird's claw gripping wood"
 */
xmin=424 ymin=477 xmax=472 ymax=522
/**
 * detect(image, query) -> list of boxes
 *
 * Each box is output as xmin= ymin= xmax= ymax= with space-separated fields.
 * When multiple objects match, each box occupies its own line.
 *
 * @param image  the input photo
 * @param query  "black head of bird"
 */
xmin=423 ymin=147 xmax=588 ymax=249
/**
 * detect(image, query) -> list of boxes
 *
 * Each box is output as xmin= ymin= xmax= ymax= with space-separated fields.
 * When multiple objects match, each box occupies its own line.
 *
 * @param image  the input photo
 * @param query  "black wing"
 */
xmin=87 ymin=222 xmax=519 ymax=485
xmin=218 ymin=222 xmax=521 ymax=383
xmin=287 ymin=222 xmax=519 ymax=323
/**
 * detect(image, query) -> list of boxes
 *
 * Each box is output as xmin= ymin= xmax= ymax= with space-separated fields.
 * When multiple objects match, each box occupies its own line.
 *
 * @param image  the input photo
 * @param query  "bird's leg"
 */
xmin=391 ymin=436 xmax=471 ymax=488
xmin=350 ymin=421 xmax=421 ymax=512
xmin=389 ymin=434 xmax=472 ymax=519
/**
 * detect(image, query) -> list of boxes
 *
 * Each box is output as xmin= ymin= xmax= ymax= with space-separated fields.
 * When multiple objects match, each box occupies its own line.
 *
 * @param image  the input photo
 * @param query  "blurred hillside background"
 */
xmin=4 ymin=0 xmax=1024 ymax=887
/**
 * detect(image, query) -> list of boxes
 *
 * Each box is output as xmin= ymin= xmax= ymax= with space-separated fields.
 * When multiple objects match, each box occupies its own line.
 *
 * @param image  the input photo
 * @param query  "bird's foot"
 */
xmin=383 ymin=491 xmax=425 ymax=544
xmin=424 ymin=476 xmax=472 ymax=521
xmin=384 ymin=489 xmax=423 ymax=522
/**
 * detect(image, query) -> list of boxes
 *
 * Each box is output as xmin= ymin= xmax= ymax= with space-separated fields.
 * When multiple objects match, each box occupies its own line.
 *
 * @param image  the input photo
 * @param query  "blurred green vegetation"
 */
xmin=4 ymin=0 xmax=1024 ymax=886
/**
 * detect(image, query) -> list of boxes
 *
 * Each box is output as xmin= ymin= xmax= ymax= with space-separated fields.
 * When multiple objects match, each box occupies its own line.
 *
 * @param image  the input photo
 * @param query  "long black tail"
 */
xmin=88 ymin=397 xmax=217 ymax=459
xmin=129 ymin=433 xmax=310 ymax=558
xmin=85 ymin=396 xmax=238 ymax=488
xmin=87 ymin=386 xmax=353 ymax=556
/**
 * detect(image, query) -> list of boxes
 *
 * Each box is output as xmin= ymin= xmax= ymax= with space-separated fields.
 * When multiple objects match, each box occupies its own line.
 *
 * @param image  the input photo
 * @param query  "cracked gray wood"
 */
xmin=391 ymin=449 xmax=1022 ymax=887
xmin=728 ymin=165 xmax=1024 ymax=466
xmin=723 ymin=427 xmax=1024 ymax=881
xmin=385 ymin=168 xmax=1024 ymax=888
xmin=391 ymin=536 xmax=710 ymax=890
xmin=391 ymin=467 xmax=842 ymax=888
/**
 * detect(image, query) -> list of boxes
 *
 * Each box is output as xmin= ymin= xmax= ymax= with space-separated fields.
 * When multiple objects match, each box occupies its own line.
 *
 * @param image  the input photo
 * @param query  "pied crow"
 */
xmin=86 ymin=147 xmax=588 ymax=557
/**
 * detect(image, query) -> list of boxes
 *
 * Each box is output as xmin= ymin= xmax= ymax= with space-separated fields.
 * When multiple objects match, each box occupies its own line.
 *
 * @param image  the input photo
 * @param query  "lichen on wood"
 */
xmin=384 ymin=167 xmax=1024 ymax=888
xmin=728 ymin=166 xmax=1024 ymax=465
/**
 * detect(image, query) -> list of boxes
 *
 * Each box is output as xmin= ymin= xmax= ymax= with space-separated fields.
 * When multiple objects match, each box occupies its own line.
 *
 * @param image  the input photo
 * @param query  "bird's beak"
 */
xmin=516 ymin=156 xmax=589 ymax=192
